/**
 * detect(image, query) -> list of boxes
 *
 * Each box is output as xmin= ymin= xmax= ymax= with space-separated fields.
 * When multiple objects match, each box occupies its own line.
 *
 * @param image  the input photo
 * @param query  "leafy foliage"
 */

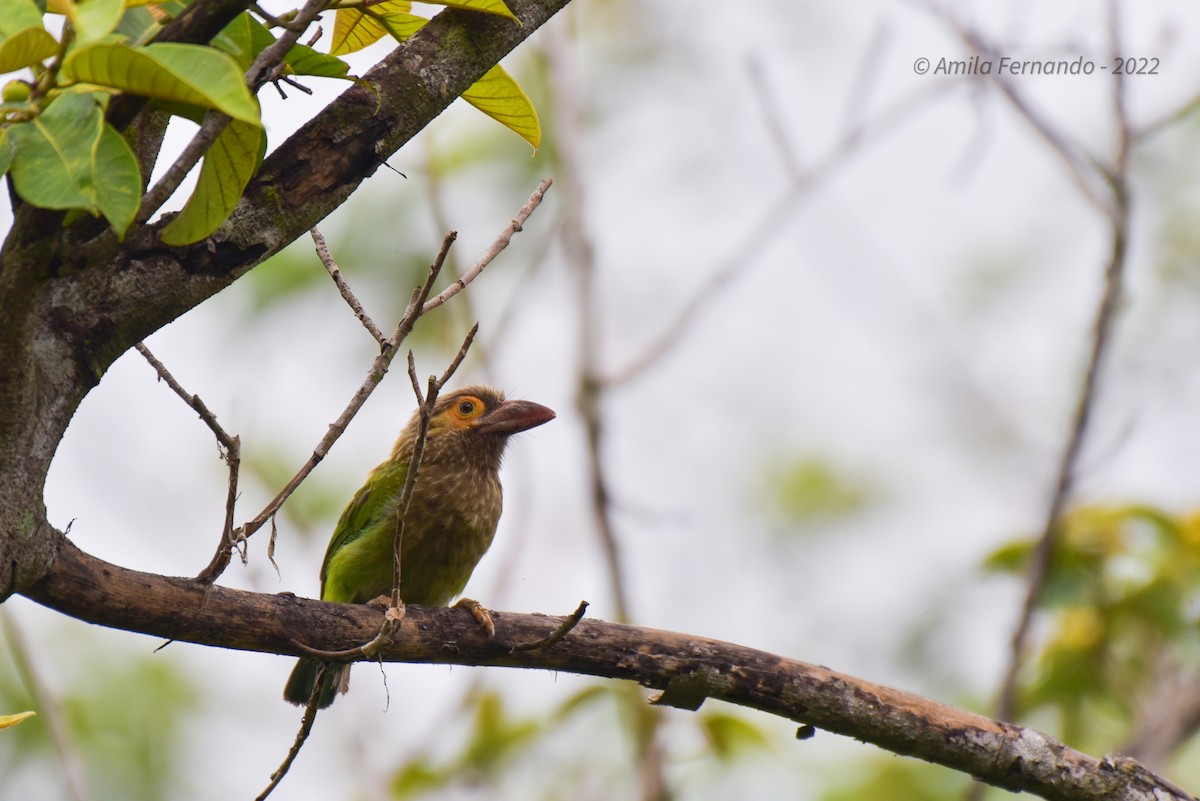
xmin=0 ymin=0 xmax=538 ymax=243
xmin=985 ymin=504 xmax=1200 ymax=746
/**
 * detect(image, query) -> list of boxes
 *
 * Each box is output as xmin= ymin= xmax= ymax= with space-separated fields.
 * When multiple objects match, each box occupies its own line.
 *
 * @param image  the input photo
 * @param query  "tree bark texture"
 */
xmin=22 ymin=539 xmax=1193 ymax=801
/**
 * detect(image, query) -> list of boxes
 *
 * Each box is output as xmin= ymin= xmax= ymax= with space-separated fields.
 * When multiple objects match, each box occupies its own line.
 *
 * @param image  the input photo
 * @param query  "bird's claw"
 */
xmin=453 ymin=597 xmax=495 ymax=639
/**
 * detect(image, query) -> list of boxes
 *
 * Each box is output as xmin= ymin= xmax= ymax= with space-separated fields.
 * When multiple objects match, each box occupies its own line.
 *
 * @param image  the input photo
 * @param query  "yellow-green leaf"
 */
xmin=375 ymin=10 xmax=427 ymax=43
xmin=0 ymin=0 xmax=44 ymax=35
xmin=0 ymin=711 xmax=35 ymax=729
xmin=7 ymin=93 xmax=142 ymax=237
xmin=462 ymin=63 xmax=539 ymax=150
xmin=159 ymin=119 xmax=264 ymax=245
xmin=93 ymin=121 xmax=142 ymax=237
xmin=361 ymin=9 xmax=537 ymax=148
xmin=330 ymin=0 xmax=410 ymax=55
xmin=423 ymin=0 xmax=516 ymax=22
xmin=0 ymin=128 xmax=13 ymax=178
xmin=64 ymin=0 xmax=126 ymax=44
xmin=0 ymin=27 xmax=59 ymax=72
xmin=62 ymin=41 xmax=260 ymax=124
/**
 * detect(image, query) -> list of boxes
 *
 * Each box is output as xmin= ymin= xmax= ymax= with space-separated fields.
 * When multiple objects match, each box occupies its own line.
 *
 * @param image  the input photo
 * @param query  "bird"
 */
xmin=283 ymin=385 xmax=555 ymax=708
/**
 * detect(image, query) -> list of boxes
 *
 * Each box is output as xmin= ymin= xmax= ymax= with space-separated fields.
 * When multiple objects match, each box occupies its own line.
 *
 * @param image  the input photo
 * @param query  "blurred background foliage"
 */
xmin=8 ymin=1 xmax=1200 ymax=800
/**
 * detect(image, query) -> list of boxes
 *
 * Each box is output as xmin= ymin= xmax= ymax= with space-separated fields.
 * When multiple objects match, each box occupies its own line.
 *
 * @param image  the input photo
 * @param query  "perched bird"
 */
xmin=284 ymin=385 xmax=555 ymax=708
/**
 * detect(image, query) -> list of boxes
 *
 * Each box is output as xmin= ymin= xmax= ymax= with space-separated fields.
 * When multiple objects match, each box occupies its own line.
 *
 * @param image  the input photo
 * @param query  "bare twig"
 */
xmin=249 ymin=1 xmax=309 ymax=31
xmin=974 ymin=8 xmax=1133 ymax=726
xmin=604 ymin=69 xmax=949 ymax=388
xmin=994 ymin=195 xmax=1129 ymax=724
xmin=246 ymin=0 xmax=327 ymax=90
xmin=134 ymin=343 xmax=237 ymax=453
xmin=257 ymin=664 xmax=327 ymax=801
xmin=951 ymin=22 xmax=1115 ymax=218
xmin=389 ymin=326 xmax=479 ymax=607
xmin=136 ymin=110 xmax=232 ymax=226
xmin=420 ymin=177 xmax=553 ymax=315
xmin=509 ymin=600 xmax=588 ymax=652
xmin=135 ymin=343 xmax=244 ymax=583
xmin=311 ymin=227 xmax=387 ymax=346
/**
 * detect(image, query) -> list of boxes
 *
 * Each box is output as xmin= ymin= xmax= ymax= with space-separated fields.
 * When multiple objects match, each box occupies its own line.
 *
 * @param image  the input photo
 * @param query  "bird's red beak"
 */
xmin=475 ymin=399 xmax=556 ymax=435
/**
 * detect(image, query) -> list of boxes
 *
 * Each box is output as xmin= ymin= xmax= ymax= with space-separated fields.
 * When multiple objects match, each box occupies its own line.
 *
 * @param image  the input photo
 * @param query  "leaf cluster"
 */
xmin=0 ymin=0 xmax=539 ymax=244
xmin=986 ymin=504 xmax=1200 ymax=744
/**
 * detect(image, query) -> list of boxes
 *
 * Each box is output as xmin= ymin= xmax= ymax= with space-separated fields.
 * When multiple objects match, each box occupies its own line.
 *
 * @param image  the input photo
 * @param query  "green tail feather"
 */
xmin=283 ymin=658 xmax=348 ymax=708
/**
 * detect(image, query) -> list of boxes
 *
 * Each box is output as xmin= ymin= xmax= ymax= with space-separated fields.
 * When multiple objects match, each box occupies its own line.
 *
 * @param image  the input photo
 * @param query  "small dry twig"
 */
xmin=420 ymin=177 xmax=553 ymax=316
xmin=136 ymin=110 xmax=232 ymax=225
xmin=311 ymin=227 xmax=387 ymax=346
xmin=134 ymin=342 xmax=244 ymax=583
xmin=388 ymin=326 xmax=479 ymax=608
xmin=509 ymin=600 xmax=589 ymax=652
xmin=257 ymin=664 xmax=327 ymax=801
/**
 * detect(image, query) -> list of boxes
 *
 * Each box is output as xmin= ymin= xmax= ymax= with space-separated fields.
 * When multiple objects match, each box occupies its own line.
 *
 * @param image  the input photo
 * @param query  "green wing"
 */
xmin=319 ymin=459 xmax=408 ymax=594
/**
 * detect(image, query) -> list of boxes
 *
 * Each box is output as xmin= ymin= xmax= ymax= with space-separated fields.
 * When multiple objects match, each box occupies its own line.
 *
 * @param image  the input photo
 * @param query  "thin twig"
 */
xmin=420 ymin=178 xmax=553 ymax=315
xmin=390 ymin=326 xmax=479 ymax=607
xmin=134 ymin=343 xmax=237 ymax=452
xmin=246 ymin=0 xmax=327 ymax=90
xmin=311 ymin=227 xmax=387 ymax=346
xmin=249 ymin=1 xmax=309 ymax=31
xmin=970 ymin=7 xmax=1133 ymax=726
xmin=509 ymin=600 xmax=588 ymax=652
xmin=257 ymin=664 xmax=327 ymax=801
xmin=952 ymin=22 xmax=1115 ymax=218
xmin=994 ymin=175 xmax=1131 ymax=724
xmin=135 ymin=343 xmax=244 ymax=583
xmin=137 ymin=110 xmax=231 ymax=226
xmin=604 ymin=71 xmax=950 ymax=388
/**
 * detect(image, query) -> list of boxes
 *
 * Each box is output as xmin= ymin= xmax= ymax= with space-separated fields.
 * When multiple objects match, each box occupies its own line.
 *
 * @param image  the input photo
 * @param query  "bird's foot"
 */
xmin=454 ymin=597 xmax=495 ymax=639
xmin=367 ymin=594 xmax=394 ymax=610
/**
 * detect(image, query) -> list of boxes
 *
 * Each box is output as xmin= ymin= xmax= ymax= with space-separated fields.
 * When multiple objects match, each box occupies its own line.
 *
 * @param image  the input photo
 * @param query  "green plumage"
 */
xmin=283 ymin=385 xmax=554 ymax=708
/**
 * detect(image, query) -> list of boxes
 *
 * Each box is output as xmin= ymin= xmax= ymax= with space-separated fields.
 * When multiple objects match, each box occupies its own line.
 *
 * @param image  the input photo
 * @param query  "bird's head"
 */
xmin=399 ymin=385 xmax=555 ymax=472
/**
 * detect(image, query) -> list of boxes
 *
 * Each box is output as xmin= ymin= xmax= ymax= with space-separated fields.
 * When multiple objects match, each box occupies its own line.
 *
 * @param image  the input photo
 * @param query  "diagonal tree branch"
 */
xmin=20 ymin=538 xmax=1197 ymax=801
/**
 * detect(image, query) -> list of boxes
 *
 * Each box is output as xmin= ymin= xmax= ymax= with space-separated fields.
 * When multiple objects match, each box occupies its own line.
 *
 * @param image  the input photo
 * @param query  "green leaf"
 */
xmin=699 ymin=711 xmax=770 ymax=761
xmin=0 ymin=128 xmax=13 ymax=178
xmin=64 ymin=0 xmax=125 ymax=44
xmin=159 ymin=119 xmax=264 ymax=245
xmin=374 ymin=10 xmax=426 ymax=42
xmin=93 ymin=121 xmax=141 ymax=236
xmin=0 ymin=26 xmax=59 ymax=72
xmin=215 ymin=13 xmax=351 ymax=80
xmin=364 ymin=9 xmax=539 ymax=148
xmin=330 ymin=0 xmax=410 ymax=55
xmin=62 ymin=41 xmax=260 ymax=124
xmin=0 ymin=0 xmax=45 ymax=36
xmin=284 ymin=43 xmax=352 ymax=79
xmin=7 ymin=93 xmax=142 ymax=237
xmin=211 ymin=11 xmax=256 ymax=69
xmin=424 ymin=0 xmax=516 ymax=21
xmin=462 ymin=63 xmax=539 ymax=150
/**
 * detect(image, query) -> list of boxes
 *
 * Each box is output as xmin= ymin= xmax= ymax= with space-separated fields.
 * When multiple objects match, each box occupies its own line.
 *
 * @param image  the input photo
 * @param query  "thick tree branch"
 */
xmin=19 ymin=537 xmax=1195 ymax=801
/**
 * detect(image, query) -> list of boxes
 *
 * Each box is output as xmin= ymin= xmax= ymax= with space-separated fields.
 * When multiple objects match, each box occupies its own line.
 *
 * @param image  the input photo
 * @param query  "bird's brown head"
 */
xmin=403 ymin=385 xmax=555 ymax=472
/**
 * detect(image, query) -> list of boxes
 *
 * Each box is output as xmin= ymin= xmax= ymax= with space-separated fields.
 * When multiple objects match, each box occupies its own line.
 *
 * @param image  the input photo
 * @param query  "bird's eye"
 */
xmin=457 ymin=400 xmax=476 ymax=416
